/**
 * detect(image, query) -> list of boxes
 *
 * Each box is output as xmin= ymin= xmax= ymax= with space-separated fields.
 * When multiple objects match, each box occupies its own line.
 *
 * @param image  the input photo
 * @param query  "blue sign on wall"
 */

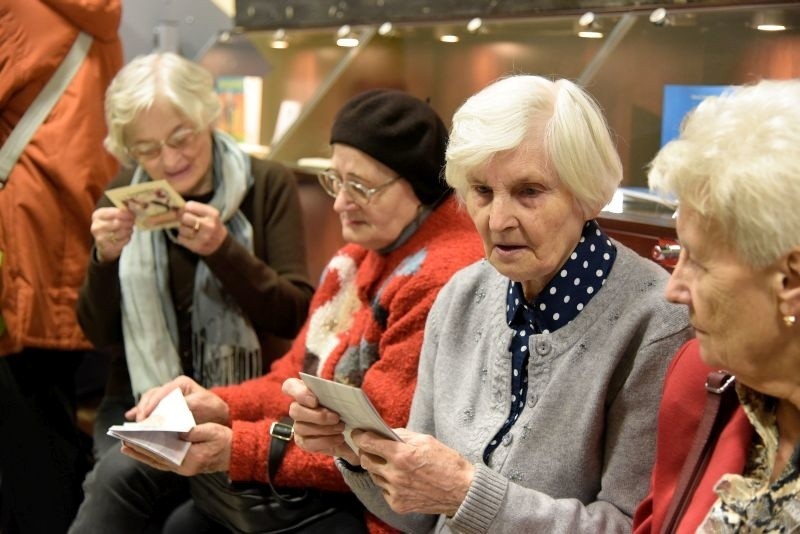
xmin=661 ymin=85 xmax=733 ymax=147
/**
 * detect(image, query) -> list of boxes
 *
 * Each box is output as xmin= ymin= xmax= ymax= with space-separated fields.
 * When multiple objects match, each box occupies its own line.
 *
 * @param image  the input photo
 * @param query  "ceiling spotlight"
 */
xmin=752 ymin=10 xmax=788 ymax=31
xmin=649 ymin=8 xmax=672 ymax=27
xmin=270 ymin=28 xmax=289 ymax=49
xmin=336 ymin=25 xmax=351 ymax=38
xmin=434 ymin=26 xmax=460 ymax=43
xmin=577 ymin=11 xmax=603 ymax=39
xmin=378 ymin=22 xmax=394 ymax=36
xmin=467 ymin=17 xmax=483 ymax=33
xmin=336 ymin=25 xmax=359 ymax=47
xmin=578 ymin=11 xmax=596 ymax=27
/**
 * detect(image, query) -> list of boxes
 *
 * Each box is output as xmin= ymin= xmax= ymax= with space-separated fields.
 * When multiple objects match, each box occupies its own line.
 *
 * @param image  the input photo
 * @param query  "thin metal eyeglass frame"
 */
xmin=126 ymin=127 xmax=199 ymax=161
xmin=317 ymin=169 xmax=400 ymax=204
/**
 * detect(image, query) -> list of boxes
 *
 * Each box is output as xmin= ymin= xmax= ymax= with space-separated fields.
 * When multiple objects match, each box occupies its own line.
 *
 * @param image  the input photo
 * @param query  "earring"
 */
xmin=784 ymin=315 xmax=796 ymax=327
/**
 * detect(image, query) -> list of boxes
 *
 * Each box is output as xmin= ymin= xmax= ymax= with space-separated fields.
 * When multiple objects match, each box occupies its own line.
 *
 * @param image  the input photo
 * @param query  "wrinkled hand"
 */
xmin=282 ymin=378 xmax=360 ymax=466
xmin=121 ymin=422 xmax=233 ymax=475
xmin=176 ymin=201 xmax=227 ymax=256
xmin=91 ymin=207 xmax=135 ymax=262
xmin=126 ymin=375 xmax=230 ymax=426
xmin=353 ymin=428 xmax=475 ymax=517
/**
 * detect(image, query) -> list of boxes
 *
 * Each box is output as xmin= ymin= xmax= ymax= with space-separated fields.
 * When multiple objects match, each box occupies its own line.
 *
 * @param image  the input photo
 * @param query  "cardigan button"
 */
xmin=535 ymin=340 xmax=551 ymax=355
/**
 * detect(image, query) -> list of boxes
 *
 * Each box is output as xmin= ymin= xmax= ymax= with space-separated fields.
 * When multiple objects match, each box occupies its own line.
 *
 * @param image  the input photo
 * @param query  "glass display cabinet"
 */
xmin=198 ymin=2 xmax=800 ymax=274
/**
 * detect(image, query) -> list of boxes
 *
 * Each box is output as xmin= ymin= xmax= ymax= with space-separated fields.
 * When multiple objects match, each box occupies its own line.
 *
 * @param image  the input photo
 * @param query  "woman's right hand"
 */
xmin=282 ymin=377 xmax=360 ymax=465
xmin=91 ymin=206 xmax=135 ymax=262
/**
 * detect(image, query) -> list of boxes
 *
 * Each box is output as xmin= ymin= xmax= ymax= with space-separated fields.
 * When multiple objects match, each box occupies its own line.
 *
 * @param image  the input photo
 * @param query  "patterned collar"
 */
xmin=698 ymin=386 xmax=800 ymax=532
xmin=505 ymin=220 xmax=616 ymax=334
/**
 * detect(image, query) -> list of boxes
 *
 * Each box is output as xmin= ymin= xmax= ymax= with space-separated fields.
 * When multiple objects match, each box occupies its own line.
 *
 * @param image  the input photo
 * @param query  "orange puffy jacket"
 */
xmin=0 ymin=0 xmax=123 ymax=355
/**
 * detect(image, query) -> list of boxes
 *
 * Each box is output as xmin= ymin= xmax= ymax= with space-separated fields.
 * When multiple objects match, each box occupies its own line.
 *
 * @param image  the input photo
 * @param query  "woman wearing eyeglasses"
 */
xmin=73 ymin=84 xmax=484 ymax=532
xmin=70 ymin=52 xmax=315 ymax=532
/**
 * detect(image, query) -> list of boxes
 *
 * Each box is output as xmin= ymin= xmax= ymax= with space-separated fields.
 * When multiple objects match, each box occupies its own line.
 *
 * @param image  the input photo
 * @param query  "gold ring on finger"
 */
xmin=109 ymin=232 xmax=117 ymax=244
xmin=193 ymin=219 xmax=201 ymax=232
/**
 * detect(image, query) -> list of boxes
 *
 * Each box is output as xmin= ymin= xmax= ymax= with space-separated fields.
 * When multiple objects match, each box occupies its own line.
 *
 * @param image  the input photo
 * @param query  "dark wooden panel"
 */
xmin=235 ymin=0 xmax=793 ymax=30
xmin=598 ymin=212 xmax=678 ymax=271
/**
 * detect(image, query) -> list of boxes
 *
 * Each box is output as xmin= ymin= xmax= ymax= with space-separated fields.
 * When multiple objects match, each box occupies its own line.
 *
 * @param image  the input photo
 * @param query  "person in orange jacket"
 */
xmin=0 ymin=1 xmax=123 ymax=532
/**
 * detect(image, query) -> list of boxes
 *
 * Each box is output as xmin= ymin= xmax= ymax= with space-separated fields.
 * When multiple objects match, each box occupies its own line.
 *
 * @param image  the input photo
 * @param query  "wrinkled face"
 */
xmin=666 ymin=206 xmax=787 ymax=385
xmin=464 ymin=133 xmax=586 ymax=299
xmin=126 ymin=99 xmax=213 ymax=196
xmin=330 ymin=144 xmax=421 ymax=250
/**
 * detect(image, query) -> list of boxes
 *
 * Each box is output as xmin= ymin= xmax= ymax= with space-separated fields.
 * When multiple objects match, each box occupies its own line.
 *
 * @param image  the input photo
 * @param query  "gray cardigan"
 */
xmin=340 ymin=243 xmax=691 ymax=533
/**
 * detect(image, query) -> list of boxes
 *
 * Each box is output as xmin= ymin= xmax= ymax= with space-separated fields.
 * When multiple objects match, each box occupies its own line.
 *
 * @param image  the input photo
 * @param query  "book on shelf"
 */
xmin=216 ymin=75 xmax=263 ymax=146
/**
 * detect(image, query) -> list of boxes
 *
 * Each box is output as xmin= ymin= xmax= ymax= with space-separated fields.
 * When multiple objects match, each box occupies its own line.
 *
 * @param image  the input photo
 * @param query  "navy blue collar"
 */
xmin=506 ymin=220 xmax=617 ymax=334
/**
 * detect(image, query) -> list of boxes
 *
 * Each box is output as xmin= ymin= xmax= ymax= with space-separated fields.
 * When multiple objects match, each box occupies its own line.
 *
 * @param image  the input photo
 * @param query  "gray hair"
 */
xmin=445 ymin=75 xmax=622 ymax=218
xmin=104 ymin=52 xmax=221 ymax=165
xmin=649 ymin=79 xmax=800 ymax=268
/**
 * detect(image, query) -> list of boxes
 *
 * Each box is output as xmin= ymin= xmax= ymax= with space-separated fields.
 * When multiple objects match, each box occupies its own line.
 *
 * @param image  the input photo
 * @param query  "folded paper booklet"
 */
xmin=105 ymin=180 xmax=186 ymax=230
xmin=298 ymin=372 xmax=402 ymax=454
xmin=107 ymin=387 xmax=196 ymax=466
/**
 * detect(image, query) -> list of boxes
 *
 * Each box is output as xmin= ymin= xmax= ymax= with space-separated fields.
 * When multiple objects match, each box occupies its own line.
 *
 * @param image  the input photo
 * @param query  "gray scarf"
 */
xmin=119 ymin=131 xmax=262 ymax=397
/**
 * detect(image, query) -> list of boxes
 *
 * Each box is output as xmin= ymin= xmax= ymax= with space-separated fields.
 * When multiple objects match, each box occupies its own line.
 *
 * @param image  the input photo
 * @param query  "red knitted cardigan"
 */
xmin=632 ymin=339 xmax=754 ymax=533
xmin=212 ymin=196 xmax=484 ymax=533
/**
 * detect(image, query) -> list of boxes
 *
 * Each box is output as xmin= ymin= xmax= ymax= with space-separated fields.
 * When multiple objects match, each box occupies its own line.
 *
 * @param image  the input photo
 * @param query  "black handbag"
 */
xmin=190 ymin=472 xmax=341 ymax=534
xmin=190 ymin=417 xmax=353 ymax=534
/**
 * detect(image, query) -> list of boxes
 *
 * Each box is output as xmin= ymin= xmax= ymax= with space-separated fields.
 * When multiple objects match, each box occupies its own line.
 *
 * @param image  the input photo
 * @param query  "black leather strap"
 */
xmin=267 ymin=416 xmax=307 ymax=503
xmin=268 ymin=416 xmax=294 ymax=482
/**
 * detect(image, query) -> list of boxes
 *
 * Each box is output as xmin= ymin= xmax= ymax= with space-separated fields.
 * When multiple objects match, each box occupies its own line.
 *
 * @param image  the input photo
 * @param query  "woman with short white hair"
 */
xmin=287 ymin=75 xmax=692 ymax=532
xmin=71 ymin=52 xmax=314 ymax=532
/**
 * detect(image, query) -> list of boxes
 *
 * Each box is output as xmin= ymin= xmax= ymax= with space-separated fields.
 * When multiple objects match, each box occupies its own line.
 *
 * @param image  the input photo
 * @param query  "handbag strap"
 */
xmin=0 ymin=31 xmax=93 ymax=187
xmin=267 ymin=416 xmax=307 ymax=504
xmin=660 ymin=370 xmax=738 ymax=534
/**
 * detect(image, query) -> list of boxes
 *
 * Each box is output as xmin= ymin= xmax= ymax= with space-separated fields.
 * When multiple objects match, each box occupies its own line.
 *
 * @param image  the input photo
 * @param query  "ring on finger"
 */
xmin=109 ymin=232 xmax=118 ymax=244
xmin=193 ymin=219 xmax=201 ymax=232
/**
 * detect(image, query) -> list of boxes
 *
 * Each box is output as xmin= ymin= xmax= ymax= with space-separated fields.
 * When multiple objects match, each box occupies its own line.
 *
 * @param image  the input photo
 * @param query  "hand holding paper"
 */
xmin=298 ymin=373 xmax=402 ymax=454
xmin=107 ymin=387 xmax=196 ymax=466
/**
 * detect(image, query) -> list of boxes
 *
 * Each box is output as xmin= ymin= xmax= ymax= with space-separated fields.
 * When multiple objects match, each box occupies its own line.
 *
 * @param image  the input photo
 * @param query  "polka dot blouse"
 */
xmin=483 ymin=220 xmax=617 ymax=463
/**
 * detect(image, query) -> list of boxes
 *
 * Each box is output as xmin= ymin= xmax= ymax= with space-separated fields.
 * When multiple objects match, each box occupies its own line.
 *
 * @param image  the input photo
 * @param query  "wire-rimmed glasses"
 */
xmin=126 ymin=127 xmax=200 ymax=160
xmin=317 ymin=169 xmax=400 ymax=204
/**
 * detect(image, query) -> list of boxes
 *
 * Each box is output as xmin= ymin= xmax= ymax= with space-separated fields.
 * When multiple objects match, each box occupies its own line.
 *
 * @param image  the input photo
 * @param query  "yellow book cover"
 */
xmin=216 ymin=75 xmax=263 ymax=145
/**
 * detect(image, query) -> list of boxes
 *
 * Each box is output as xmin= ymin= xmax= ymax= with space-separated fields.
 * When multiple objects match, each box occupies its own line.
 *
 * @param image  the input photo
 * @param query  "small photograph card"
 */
xmin=107 ymin=388 xmax=196 ymax=466
xmin=299 ymin=372 xmax=402 ymax=454
xmin=105 ymin=180 xmax=185 ymax=230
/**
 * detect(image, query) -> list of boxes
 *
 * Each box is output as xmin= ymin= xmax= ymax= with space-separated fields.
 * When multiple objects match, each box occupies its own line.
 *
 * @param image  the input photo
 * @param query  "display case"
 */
xmin=198 ymin=2 xmax=797 ymax=273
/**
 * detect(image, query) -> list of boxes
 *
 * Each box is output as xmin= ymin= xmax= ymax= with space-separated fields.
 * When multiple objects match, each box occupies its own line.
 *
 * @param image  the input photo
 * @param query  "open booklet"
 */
xmin=298 ymin=372 xmax=402 ymax=454
xmin=106 ymin=387 xmax=196 ymax=466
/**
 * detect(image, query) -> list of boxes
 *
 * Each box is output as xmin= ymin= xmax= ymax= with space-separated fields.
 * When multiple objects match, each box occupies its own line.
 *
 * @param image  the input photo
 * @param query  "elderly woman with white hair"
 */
xmin=286 ymin=74 xmax=692 ymax=532
xmin=633 ymin=79 xmax=800 ymax=533
xmin=70 ymin=52 xmax=314 ymax=532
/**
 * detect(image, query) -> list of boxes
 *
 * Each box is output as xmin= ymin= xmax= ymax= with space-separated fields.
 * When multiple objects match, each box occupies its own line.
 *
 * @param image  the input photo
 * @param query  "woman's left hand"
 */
xmin=353 ymin=428 xmax=475 ymax=517
xmin=177 ymin=200 xmax=227 ymax=256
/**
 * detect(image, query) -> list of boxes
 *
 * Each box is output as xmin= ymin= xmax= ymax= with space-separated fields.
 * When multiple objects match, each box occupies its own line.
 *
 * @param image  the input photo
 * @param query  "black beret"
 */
xmin=330 ymin=89 xmax=451 ymax=205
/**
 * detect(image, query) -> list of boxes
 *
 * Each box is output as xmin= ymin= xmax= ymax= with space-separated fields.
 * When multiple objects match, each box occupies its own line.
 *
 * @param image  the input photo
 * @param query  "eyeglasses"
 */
xmin=317 ymin=169 xmax=400 ymax=204
xmin=126 ymin=127 xmax=199 ymax=160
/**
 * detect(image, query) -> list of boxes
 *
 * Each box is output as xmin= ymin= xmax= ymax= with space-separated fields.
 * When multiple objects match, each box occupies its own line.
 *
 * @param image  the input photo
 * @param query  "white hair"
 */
xmin=649 ymin=79 xmax=800 ymax=267
xmin=104 ymin=52 xmax=221 ymax=165
xmin=445 ymin=75 xmax=622 ymax=218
